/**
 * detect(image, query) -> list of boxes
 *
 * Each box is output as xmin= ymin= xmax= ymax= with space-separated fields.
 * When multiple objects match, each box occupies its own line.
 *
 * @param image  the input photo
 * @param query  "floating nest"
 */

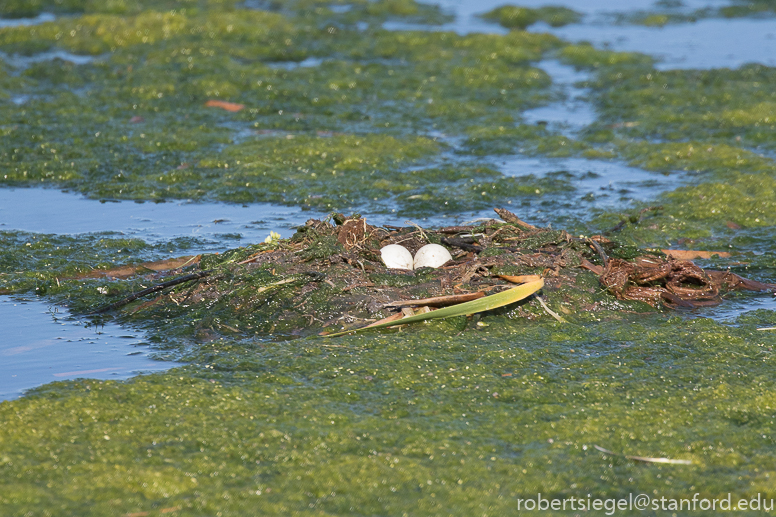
xmin=91 ymin=208 xmax=775 ymax=338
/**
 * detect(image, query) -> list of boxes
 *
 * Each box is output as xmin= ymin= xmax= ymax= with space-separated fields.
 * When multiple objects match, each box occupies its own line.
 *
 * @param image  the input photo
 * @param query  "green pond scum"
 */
xmin=4 ymin=314 xmax=776 ymax=515
xmin=3 ymin=0 xmax=776 ymax=515
xmin=0 ymin=1 xmax=560 ymax=213
xmin=480 ymin=5 xmax=581 ymax=30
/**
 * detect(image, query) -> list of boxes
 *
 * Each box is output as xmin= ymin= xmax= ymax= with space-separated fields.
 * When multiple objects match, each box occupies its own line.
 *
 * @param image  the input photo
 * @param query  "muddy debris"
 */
xmin=91 ymin=208 xmax=776 ymax=338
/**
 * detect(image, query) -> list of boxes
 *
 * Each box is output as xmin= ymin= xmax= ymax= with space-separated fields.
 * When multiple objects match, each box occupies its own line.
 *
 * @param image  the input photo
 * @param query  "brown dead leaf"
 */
xmin=385 ymin=292 xmax=485 ymax=308
xmin=71 ymin=255 xmax=201 ymax=280
xmin=205 ymin=100 xmax=244 ymax=112
xmin=496 ymin=274 xmax=543 ymax=284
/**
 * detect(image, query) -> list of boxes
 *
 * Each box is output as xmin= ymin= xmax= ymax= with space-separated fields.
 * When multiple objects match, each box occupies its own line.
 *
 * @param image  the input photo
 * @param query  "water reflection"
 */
xmin=0 ymin=188 xmax=323 ymax=251
xmin=541 ymin=17 xmax=776 ymax=70
xmin=521 ymin=60 xmax=595 ymax=136
xmin=0 ymin=12 xmax=55 ymax=28
xmin=0 ymin=296 xmax=176 ymax=401
xmin=496 ymin=155 xmax=683 ymax=214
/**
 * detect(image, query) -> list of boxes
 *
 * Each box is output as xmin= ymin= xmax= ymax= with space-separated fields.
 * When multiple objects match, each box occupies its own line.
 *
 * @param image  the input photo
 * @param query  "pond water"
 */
xmin=542 ymin=17 xmax=776 ymax=70
xmin=0 ymin=13 xmax=55 ymax=28
xmin=496 ymin=155 xmax=681 ymax=218
xmin=266 ymin=56 xmax=325 ymax=70
xmin=521 ymin=60 xmax=595 ymax=136
xmin=430 ymin=0 xmax=729 ymax=18
xmin=390 ymin=0 xmax=776 ymax=71
xmin=697 ymin=292 xmax=776 ymax=324
xmin=0 ymin=188 xmax=321 ymax=248
xmin=0 ymin=296 xmax=176 ymax=400
xmin=0 ymin=187 xmax=330 ymax=400
xmin=0 ymin=49 xmax=99 ymax=69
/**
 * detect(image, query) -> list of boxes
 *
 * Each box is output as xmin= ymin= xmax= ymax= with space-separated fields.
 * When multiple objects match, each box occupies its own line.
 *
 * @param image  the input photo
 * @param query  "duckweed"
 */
xmin=588 ymin=64 xmax=776 ymax=150
xmin=0 ymin=0 xmax=450 ymax=26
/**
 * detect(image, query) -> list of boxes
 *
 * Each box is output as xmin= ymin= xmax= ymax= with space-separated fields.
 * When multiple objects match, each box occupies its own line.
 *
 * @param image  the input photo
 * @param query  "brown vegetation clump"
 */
xmin=583 ymin=255 xmax=775 ymax=309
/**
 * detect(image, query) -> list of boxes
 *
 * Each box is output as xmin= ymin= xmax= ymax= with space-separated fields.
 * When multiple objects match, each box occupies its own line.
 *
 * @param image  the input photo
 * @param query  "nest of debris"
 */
xmin=91 ymin=208 xmax=775 ymax=338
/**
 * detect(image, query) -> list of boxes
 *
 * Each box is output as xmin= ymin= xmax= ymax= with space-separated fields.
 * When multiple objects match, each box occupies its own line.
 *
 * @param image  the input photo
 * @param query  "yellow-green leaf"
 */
xmin=326 ymin=278 xmax=544 ymax=337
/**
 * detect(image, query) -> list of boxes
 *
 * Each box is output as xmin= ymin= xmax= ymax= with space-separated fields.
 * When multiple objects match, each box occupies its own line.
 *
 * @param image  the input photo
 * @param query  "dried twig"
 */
xmin=594 ymin=445 xmax=692 ymax=465
xmin=441 ymin=236 xmax=483 ymax=253
xmin=89 ymin=270 xmax=214 ymax=314
xmin=405 ymin=221 xmax=429 ymax=241
xmin=384 ymin=292 xmax=485 ymax=308
xmin=587 ymin=238 xmax=609 ymax=268
xmin=536 ymin=295 xmax=567 ymax=323
xmin=494 ymin=208 xmax=537 ymax=230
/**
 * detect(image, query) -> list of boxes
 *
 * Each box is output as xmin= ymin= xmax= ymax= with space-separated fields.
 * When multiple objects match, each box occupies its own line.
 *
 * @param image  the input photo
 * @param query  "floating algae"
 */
xmin=3 ymin=208 xmax=776 ymax=514
xmin=4 ymin=0 xmax=776 ymax=513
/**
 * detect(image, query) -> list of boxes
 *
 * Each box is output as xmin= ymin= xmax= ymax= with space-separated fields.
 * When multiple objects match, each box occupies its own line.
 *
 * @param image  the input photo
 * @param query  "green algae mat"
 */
xmin=4 ymin=0 xmax=776 ymax=515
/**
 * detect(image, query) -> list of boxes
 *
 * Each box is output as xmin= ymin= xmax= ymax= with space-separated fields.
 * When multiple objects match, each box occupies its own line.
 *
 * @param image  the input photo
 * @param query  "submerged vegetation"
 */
xmin=3 ymin=0 xmax=776 ymax=514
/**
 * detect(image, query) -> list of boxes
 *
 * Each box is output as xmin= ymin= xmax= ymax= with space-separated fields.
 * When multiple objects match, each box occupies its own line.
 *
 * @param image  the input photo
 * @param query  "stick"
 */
xmin=437 ymin=226 xmax=476 ymax=234
xmin=594 ymin=445 xmax=692 ymax=465
xmin=494 ymin=208 xmax=537 ymax=230
xmin=536 ymin=295 xmax=567 ymax=323
xmin=384 ymin=291 xmax=485 ymax=308
xmin=441 ymin=237 xmax=483 ymax=253
xmin=587 ymin=238 xmax=609 ymax=268
xmin=89 ymin=270 xmax=214 ymax=315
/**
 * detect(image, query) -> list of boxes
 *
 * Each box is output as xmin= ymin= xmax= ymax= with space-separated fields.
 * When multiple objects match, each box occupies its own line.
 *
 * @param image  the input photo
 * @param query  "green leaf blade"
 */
xmin=326 ymin=278 xmax=544 ymax=337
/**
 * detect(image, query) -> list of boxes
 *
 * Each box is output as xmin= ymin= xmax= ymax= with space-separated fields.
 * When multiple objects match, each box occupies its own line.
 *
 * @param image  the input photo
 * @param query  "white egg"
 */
xmin=380 ymin=244 xmax=414 ymax=270
xmin=413 ymin=244 xmax=452 ymax=269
